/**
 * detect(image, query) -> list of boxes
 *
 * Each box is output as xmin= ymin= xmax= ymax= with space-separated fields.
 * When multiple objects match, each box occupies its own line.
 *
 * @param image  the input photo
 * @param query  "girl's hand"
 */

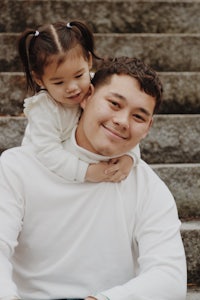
xmin=85 ymin=161 xmax=114 ymax=182
xmin=105 ymin=155 xmax=133 ymax=182
xmin=85 ymin=155 xmax=133 ymax=183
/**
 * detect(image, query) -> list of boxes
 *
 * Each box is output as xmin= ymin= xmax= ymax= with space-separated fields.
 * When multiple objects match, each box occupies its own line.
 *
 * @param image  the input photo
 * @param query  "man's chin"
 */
xmin=97 ymin=147 xmax=120 ymax=157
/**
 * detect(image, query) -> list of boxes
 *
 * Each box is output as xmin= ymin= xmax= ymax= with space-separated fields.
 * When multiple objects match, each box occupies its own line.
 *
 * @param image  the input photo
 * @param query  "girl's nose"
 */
xmin=65 ymin=82 xmax=78 ymax=94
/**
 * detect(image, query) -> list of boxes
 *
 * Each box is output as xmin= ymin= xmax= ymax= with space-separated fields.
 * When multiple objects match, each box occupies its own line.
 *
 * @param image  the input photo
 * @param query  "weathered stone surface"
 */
xmin=0 ymin=117 xmax=27 ymax=152
xmin=1 ymin=33 xmax=200 ymax=72
xmin=181 ymin=222 xmax=200 ymax=286
xmin=1 ymin=0 xmax=200 ymax=34
xmin=95 ymin=34 xmax=200 ymax=72
xmin=141 ymin=115 xmax=200 ymax=163
xmin=0 ymin=33 xmax=20 ymax=72
xmin=159 ymin=72 xmax=200 ymax=114
xmin=0 ymin=73 xmax=27 ymax=116
xmin=153 ymin=164 xmax=200 ymax=220
xmin=1 ymin=72 xmax=200 ymax=115
xmin=187 ymin=289 xmax=200 ymax=300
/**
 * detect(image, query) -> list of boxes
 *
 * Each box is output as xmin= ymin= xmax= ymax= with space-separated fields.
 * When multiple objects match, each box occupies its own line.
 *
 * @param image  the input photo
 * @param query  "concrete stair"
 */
xmin=0 ymin=1 xmax=199 ymax=298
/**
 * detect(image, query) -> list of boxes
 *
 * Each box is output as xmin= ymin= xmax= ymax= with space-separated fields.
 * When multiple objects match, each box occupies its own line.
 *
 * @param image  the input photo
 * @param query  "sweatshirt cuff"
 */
xmin=75 ymin=159 xmax=89 ymax=182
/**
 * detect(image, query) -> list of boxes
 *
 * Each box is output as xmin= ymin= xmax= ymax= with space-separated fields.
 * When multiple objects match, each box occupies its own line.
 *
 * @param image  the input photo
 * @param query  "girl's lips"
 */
xmin=68 ymin=92 xmax=80 ymax=99
xmin=66 ymin=92 xmax=82 ymax=102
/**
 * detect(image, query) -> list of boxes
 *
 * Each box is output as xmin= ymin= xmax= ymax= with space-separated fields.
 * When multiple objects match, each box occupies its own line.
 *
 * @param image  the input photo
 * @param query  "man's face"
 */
xmin=76 ymin=74 xmax=155 ymax=156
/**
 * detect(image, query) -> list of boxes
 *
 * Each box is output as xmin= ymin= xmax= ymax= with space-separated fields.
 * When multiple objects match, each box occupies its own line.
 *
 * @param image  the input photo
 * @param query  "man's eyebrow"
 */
xmin=138 ymin=107 xmax=152 ymax=117
xmin=109 ymin=92 xmax=152 ymax=116
xmin=109 ymin=92 xmax=126 ymax=101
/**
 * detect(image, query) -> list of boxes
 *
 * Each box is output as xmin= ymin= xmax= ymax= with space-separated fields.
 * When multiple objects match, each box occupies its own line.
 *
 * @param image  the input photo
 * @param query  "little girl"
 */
xmin=18 ymin=20 xmax=140 ymax=182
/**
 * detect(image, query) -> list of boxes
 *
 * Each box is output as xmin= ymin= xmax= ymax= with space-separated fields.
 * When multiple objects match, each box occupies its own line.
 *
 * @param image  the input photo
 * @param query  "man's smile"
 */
xmin=102 ymin=124 xmax=128 ymax=140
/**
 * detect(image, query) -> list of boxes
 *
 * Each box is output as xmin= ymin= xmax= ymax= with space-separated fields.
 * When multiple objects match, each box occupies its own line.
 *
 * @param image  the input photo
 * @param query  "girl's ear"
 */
xmin=80 ymin=84 xmax=94 ymax=110
xmin=32 ymin=71 xmax=43 ymax=87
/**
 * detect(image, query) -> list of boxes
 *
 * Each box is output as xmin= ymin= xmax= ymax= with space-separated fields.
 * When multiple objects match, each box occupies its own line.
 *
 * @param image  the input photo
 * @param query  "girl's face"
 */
xmin=34 ymin=45 xmax=92 ymax=107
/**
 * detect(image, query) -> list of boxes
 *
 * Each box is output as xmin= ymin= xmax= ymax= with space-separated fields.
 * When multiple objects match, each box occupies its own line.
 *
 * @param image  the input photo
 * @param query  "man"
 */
xmin=0 ymin=57 xmax=186 ymax=300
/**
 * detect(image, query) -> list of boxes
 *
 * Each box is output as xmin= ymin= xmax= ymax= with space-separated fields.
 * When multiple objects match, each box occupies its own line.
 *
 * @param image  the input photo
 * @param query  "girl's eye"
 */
xmin=54 ymin=81 xmax=63 ymax=85
xmin=75 ymin=73 xmax=83 ymax=78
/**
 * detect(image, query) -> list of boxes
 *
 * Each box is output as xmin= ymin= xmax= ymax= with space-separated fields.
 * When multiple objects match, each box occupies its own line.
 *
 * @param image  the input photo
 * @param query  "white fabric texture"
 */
xmin=0 ymin=127 xmax=186 ymax=300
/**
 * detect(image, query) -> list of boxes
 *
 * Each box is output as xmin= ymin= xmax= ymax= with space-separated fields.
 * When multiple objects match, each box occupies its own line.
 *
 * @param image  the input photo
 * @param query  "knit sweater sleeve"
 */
xmin=22 ymin=93 xmax=88 ymax=182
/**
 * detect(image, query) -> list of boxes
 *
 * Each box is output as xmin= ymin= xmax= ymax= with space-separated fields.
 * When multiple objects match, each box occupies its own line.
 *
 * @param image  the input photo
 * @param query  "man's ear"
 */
xmin=141 ymin=117 xmax=154 ymax=140
xmin=149 ymin=117 xmax=154 ymax=129
xmin=32 ymin=71 xmax=43 ymax=87
xmin=80 ymin=84 xmax=95 ymax=110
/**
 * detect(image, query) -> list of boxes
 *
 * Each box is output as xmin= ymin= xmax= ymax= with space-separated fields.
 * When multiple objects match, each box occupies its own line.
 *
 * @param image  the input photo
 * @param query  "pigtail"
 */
xmin=69 ymin=20 xmax=101 ymax=60
xmin=18 ymin=29 xmax=38 ymax=92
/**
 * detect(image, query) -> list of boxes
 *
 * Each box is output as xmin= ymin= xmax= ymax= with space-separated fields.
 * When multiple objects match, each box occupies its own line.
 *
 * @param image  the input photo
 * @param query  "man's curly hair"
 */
xmin=92 ymin=56 xmax=163 ymax=113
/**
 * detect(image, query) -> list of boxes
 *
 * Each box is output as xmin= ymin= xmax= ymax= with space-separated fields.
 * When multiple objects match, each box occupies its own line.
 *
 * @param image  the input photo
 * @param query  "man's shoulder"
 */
xmin=0 ymin=146 xmax=34 ymax=167
xmin=130 ymin=158 xmax=170 ymax=192
xmin=135 ymin=159 xmax=174 ymax=198
xmin=136 ymin=159 xmax=159 ymax=180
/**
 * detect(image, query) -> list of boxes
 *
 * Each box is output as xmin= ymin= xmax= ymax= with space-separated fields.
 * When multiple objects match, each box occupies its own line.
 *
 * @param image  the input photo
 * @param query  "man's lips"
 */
xmin=103 ymin=125 xmax=128 ymax=140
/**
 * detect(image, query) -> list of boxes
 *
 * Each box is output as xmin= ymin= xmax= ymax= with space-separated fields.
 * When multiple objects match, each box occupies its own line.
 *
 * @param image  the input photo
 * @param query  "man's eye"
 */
xmin=109 ymin=100 xmax=120 ymax=107
xmin=133 ymin=114 xmax=144 ymax=121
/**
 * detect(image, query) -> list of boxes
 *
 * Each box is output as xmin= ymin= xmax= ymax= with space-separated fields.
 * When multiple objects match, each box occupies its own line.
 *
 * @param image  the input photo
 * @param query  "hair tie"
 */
xmin=34 ymin=30 xmax=39 ymax=36
xmin=66 ymin=22 xmax=72 ymax=29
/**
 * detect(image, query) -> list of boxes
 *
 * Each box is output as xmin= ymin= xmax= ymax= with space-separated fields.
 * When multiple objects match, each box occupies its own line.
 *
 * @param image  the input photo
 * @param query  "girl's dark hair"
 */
xmin=18 ymin=20 xmax=101 ymax=93
xmin=92 ymin=56 xmax=163 ymax=113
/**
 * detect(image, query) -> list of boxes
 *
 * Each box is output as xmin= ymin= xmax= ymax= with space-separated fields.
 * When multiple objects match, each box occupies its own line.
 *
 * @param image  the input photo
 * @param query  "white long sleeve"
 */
xmin=22 ymin=91 xmax=88 ymax=182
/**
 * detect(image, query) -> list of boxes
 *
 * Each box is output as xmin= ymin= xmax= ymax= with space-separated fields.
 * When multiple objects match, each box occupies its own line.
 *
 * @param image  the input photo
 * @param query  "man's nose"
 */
xmin=113 ymin=111 xmax=130 ymax=129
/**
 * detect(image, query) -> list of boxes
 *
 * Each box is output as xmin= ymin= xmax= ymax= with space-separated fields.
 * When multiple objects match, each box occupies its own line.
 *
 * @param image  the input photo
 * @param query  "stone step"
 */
xmin=0 ymin=73 xmax=26 ymax=116
xmin=1 ymin=72 xmax=200 ymax=116
xmin=187 ymin=289 xmax=200 ymax=300
xmin=181 ymin=221 xmax=200 ymax=287
xmin=153 ymin=164 xmax=200 ymax=220
xmin=1 ymin=0 xmax=200 ymax=34
xmin=1 ymin=33 xmax=200 ymax=72
xmin=141 ymin=115 xmax=200 ymax=164
xmin=0 ymin=115 xmax=199 ymax=164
